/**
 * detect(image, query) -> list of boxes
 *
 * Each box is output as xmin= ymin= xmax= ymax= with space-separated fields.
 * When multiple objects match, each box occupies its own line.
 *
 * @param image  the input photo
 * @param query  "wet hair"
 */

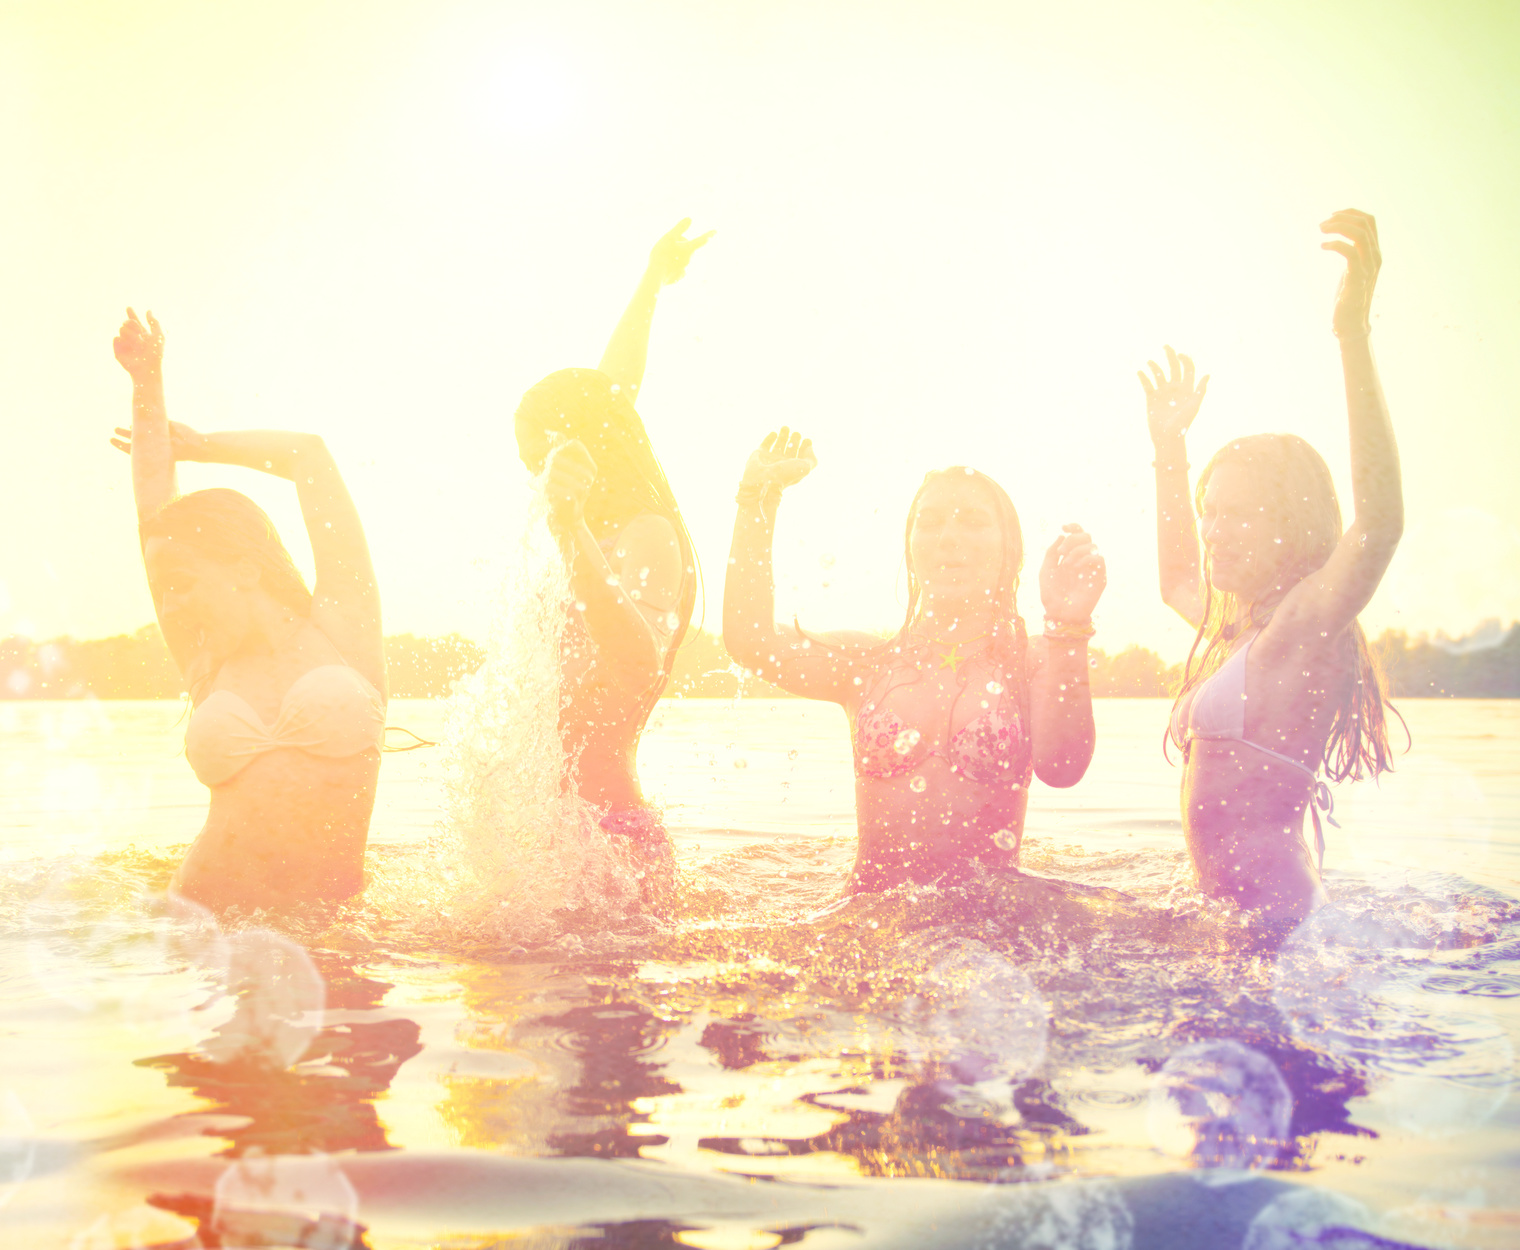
xmin=139 ymin=488 xmax=313 ymax=616
xmin=801 ymin=467 xmax=1032 ymax=771
xmin=515 ymin=368 xmax=698 ymax=677
xmin=1173 ymin=434 xmax=1400 ymax=782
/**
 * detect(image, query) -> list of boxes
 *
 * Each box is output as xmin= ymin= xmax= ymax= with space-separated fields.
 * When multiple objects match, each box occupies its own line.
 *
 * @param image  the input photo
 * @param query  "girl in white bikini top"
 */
xmin=1169 ymin=630 xmax=1337 ymax=868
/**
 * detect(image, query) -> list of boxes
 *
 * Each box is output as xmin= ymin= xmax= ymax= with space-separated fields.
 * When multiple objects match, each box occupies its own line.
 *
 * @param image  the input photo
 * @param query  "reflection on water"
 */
xmin=0 ymin=701 xmax=1517 ymax=1246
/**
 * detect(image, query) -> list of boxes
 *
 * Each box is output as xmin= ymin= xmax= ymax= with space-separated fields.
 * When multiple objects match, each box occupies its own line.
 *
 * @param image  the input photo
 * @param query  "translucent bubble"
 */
xmin=993 ymin=828 xmax=1019 ymax=852
xmin=69 ymin=1206 xmax=201 ymax=1249
xmin=212 ymin=1149 xmax=361 ymax=1248
xmin=892 ymin=728 xmax=921 ymax=755
xmin=1244 ymin=1187 xmax=1374 ymax=1250
xmin=908 ymin=944 xmax=1048 ymax=1080
xmin=975 ymin=1177 xmax=1133 ymax=1250
xmin=25 ymin=870 xmax=228 ymax=1038
xmin=909 ymin=775 xmax=928 ymax=793
xmin=200 ymin=929 xmax=325 ymax=1069
xmin=1272 ymin=905 xmax=1515 ymax=1136
xmin=1146 ymin=1040 xmax=1291 ymax=1170
xmin=0 ymin=1090 xmax=36 ymax=1211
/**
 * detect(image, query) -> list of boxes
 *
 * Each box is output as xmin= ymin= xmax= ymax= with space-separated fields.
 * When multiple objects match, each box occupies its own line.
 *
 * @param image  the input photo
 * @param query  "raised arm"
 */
xmin=598 ymin=218 xmax=713 ymax=401
xmin=1140 ymin=346 xmax=1210 ymax=627
xmin=113 ymin=310 xmax=176 ymax=521
xmin=723 ymin=429 xmax=876 ymax=701
xmin=112 ymin=422 xmax=383 ymax=688
xmin=1273 ymin=209 xmax=1403 ymax=636
xmin=1028 ymin=525 xmax=1105 ymax=786
xmin=542 ymin=438 xmax=683 ymax=696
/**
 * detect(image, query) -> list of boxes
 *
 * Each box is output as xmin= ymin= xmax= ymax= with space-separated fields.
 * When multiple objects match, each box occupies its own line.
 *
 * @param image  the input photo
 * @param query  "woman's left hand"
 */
xmin=111 ymin=420 xmax=209 ymax=461
xmin=1321 ymin=208 xmax=1380 ymax=339
xmin=1040 ymin=524 xmax=1106 ymax=623
xmin=647 ymin=218 xmax=714 ymax=287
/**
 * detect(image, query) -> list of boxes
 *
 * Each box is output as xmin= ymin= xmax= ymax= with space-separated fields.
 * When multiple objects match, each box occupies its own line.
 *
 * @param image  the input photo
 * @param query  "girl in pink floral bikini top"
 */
xmin=854 ymin=661 xmax=1033 ymax=791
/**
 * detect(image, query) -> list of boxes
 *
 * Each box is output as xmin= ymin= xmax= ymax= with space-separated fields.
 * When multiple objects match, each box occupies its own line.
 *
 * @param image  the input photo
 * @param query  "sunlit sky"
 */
xmin=1 ymin=0 xmax=1516 ymax=661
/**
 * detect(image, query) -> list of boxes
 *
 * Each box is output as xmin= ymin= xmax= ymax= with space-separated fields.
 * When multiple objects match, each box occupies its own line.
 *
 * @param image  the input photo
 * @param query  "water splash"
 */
xmin=371 ymin=484 xmax=646 ymax=948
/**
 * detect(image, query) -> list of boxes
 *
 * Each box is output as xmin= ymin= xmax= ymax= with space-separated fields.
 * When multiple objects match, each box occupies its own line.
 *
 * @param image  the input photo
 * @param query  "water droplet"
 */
xmin=819 ymin=553 xmax=836 ymax=568
xmin=909 ymin=775 xmax=928 ymax=793
xmin=733 ymin=758 xmax=748 ymax=769
xmin=787 ymin=749 xmax=799 ymax=760
xmin=985 ymin=680 xmax=1004 ymax=694
xmin=892 ymin=728 xmax=921 ymax=755
xmin=994 ymin=828 xmax=1019 ymax=851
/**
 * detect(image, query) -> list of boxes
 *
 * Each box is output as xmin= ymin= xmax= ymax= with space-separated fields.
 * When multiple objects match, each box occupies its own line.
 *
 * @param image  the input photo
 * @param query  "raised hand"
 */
xmin=738 ymin=427 xmax=817 ymax=505
xmin=543 ymin=437 xmax=599 ymax=532
xmin=1321 ymin=208 xmax=1380 ymax=339
xmin=647 ymin=218 xmax=714 ymax=288
xmin=1040 ymin=524 xmax=1106 ymax=624
xmin=113 ymin=309 xmax=164 ymax=382
xmin=110 ymin=421 xmax=207 ymax=461
xmin=1139 ymin=345 xmax=1209 ymax=446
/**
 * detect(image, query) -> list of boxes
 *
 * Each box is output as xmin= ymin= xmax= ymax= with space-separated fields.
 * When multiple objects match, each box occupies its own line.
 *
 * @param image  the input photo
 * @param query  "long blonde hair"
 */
xmin=1173 ymin=434 xmax=1400 ymax=782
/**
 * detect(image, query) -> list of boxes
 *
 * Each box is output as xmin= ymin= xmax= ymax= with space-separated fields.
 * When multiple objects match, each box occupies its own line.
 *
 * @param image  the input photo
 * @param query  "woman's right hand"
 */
xmin=738 ymin=427 xmax=817 ymax=505
xmin=113 ymin=308 xmax=163 ymax=382
xmin=1139 ymin=345 xmax=1208 ymax=446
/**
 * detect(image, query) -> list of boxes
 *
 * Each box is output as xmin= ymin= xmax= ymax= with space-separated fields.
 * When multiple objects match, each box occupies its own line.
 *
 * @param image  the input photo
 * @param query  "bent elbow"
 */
xmin=1034 ymin=755 xmax=1091 ymax=789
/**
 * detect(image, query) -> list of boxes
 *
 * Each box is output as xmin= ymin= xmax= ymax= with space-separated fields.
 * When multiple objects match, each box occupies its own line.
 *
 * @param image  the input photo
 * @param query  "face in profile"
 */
xmin=1199 ymin=461 xmax=1288 ymax=598
xmin=908 ymin=473 xmax=1004 ymax=604
xmin=142 ymin=536 xmax=255 ymax=660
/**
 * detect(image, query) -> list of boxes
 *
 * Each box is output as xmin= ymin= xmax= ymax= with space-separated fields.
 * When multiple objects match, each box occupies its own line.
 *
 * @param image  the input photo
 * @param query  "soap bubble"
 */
xmin=200 ymin=929 xmax=325 ymax=1069
xmin=1244 ymin=1187 xmax=1375 ymax=1250
xmin=212 ymin=1149 xmax=361 ymax=1248
xmin=993 ymin=828 xmax=1019 ymax=852
xmin=909 ymin=775 xmax=928 ymax=793
xmin=25 ymin=869 xmax=228 ymax=1040
xmin=893 ymin=728 xmax=921 ymax=755
xmin=1146 ymin=1040 xmax=1291 ymax=1170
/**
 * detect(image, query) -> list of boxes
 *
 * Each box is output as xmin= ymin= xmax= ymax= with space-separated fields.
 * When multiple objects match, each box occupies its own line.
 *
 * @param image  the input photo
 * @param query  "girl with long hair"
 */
xmin=1142 ymin=208 xmax=1403 ymax=923
xmin=111 ymin=310 xmax=386 ymax=912
xmin=723 ymin=431 xmax=1106 ymax=892
xmin=512 ymin=221 xmax=708 ymax=861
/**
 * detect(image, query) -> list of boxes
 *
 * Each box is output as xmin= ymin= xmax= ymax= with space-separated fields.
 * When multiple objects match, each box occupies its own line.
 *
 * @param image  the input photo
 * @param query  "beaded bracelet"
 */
xmin=1043 ymin=617 xmax=1095 ymax=640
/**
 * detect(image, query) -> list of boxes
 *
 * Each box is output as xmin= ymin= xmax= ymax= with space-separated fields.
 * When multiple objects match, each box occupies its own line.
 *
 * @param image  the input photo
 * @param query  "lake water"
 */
xmin=1 ymin=696 xmax=1517 ymax=1248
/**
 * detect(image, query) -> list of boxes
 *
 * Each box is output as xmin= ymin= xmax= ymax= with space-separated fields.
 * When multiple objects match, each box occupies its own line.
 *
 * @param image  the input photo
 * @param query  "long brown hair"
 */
xmin=140 ymin=488 xmax=313 ymax=616
xmin=514 ymin=368 xmax=698 ymax=679
xmin=1173 ymin=434 xmax=1399 ymax=782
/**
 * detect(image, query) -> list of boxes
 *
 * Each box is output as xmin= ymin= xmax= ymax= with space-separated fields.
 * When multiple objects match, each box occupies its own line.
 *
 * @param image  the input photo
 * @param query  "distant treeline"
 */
xmin=1 ymin=621 xmax=1515 ymax=700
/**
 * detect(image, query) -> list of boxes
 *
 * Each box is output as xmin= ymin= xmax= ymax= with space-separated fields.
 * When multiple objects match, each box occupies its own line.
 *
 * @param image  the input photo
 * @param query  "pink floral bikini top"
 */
xmin=853 ymin=666 xmax=1031 ymax=790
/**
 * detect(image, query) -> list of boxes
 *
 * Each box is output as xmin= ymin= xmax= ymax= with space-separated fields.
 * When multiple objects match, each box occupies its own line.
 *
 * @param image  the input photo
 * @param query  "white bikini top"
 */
xmin=185 ymin=665 xmax=386 ymax=788
xmin=1170 ymin=631 xmax=1336 ymax=866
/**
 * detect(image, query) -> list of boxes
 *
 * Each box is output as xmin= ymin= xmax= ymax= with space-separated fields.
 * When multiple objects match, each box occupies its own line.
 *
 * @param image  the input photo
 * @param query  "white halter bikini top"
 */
xmin=1170 ymin=631 xmax=1336 ymax=866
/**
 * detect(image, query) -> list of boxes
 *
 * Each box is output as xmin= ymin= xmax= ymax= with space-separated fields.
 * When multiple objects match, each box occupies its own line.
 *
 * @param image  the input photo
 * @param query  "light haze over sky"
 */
xmin=1 ymin=0 xmax=1516 ymax=661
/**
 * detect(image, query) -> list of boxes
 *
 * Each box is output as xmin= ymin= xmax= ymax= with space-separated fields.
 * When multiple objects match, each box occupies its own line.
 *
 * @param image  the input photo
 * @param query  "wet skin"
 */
xmin=145 ymin=536 xmax=379 ymax=911
xmin=1181 ymin=462 xmax=1347 ymax=921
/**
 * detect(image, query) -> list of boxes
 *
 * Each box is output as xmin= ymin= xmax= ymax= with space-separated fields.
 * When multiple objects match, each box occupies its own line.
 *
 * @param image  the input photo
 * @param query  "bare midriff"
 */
xmin=1180 ymin=739 xmax=1327 ymax=923
xmin=560 ymin=682 xmax=652 ymax=811
xmin=851 ymin=757 xmax=1027 ymax=892
xmin=173 ymin=748 xmax=380 ymax=912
